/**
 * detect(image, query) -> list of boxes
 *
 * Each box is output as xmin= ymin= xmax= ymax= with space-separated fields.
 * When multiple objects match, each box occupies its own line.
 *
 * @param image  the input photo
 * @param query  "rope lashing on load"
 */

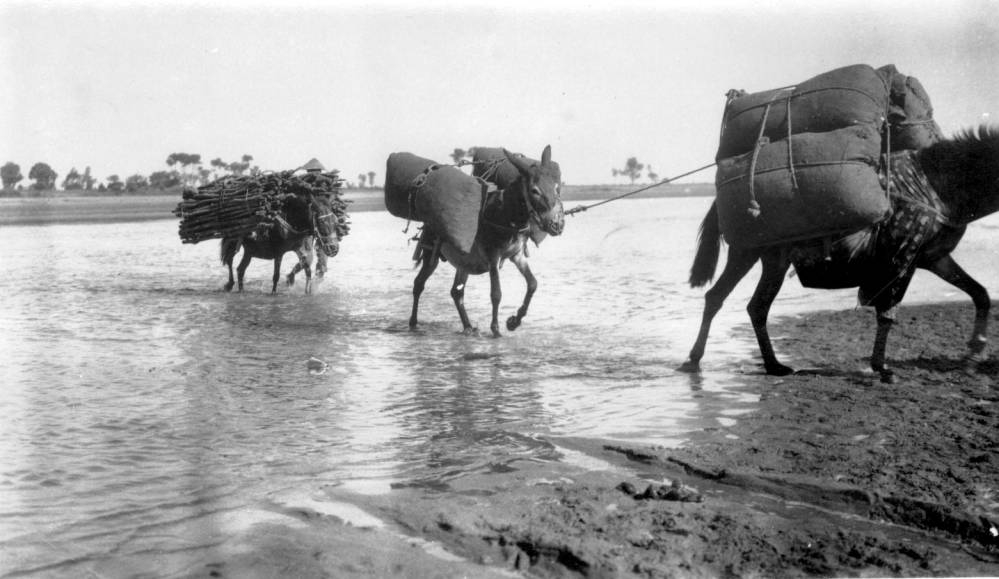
xmin=403 ymin=163 xmax=442 ymax=234
xmin=565 ymin=161 xmax=717 ymax=216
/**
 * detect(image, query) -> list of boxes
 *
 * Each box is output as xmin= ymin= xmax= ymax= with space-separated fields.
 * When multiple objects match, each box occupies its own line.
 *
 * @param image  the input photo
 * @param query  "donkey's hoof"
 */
xmin=506 ymin=316 xmax=522 ymax=331
xmin=765 ymin=363 xmax=795 ymax=377
xmin=224 ymin=282 xmax=234 ymax=292
xmin=879 ymin=369 xmax=896 ymax=384
xmin=462 ymin=326 xmax=479 ymax=337
xmin=677 ymin=360 xmax=701 ymax=373
xmin=286 ymin=276 xmax=295 ymax=287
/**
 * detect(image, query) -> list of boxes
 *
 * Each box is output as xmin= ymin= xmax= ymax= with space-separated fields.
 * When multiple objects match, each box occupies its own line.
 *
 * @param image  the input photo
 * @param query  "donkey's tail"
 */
xmin=220 ymin=237 xmax=241 ymax=265
xmin=689 ymin=201 xmax=721 ymax=288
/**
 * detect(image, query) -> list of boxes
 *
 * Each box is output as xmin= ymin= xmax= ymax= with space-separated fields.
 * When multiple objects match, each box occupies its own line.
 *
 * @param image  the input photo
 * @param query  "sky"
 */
xmin=1 ymin=0 xmax=997 ymax=186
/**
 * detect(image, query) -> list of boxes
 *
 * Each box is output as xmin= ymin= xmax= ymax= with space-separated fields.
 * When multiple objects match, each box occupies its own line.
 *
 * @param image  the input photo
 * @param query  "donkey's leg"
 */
xmin=749 ymin=249 xmax=793 ymax=376
xmin=488 ymin=261 xmax=503 ymax=338
xmin=224 ymin=255 xmax=236 ymax=292
xmin=286 ymin=252 xmax=305 ymax=287
xmin=872 ymin=305 xmax=899 ymax=384
xmin=679 ymin=246 xmax=761 ymax=372
xmin=410 ymin=250 xmax=440 ymax=329
xmin=315 ymin=246 xmax=328 ymax=280
xmin=302 ymin=259 xmax=314 ymax=295
xmin=870 ymin=274 xmax=915 ymax=384
xmin=297 ymin=248 xmax=313 ymax=295
xmin=271 ymin=255 xmax=283 ymax=294
xmin=924 ymin=255 xmax=990 ymax=360
xmin=450 ymin=270 xmax=476 ymax=335
xmin=235 ymin=253 xmax=253 ymax=292
xmin=506 ymin=252 xmax=537 ymax=331
xmin=222 ymin=240 xmax=238 ymax=292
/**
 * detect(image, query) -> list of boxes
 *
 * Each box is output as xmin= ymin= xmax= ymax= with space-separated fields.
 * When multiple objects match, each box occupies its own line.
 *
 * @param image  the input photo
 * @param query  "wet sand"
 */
xmin=187 ymin=302 xmax=998 ymax=578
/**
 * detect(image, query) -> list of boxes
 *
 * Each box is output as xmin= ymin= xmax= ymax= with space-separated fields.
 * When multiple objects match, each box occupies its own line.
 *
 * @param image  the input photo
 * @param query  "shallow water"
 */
xmin=1 ymin=196 xmax=996 ymax=576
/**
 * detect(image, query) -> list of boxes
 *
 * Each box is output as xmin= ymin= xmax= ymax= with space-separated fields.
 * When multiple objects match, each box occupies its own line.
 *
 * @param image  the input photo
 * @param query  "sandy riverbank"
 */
xmin=180 ymin=301 xmax=997 ymax=578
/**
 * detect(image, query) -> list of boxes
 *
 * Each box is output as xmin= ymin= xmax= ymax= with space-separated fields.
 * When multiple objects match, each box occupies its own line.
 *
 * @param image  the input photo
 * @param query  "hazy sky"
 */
xmin=2 ymin=0 xmax=997 ymax=185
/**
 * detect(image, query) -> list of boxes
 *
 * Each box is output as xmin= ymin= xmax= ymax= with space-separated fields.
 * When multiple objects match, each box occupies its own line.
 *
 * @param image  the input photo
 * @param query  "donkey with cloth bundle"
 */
xmin=385 ymin=146 xmax=565 ymax=337
xmin=680 ymin=64 xmax=997 ymax=383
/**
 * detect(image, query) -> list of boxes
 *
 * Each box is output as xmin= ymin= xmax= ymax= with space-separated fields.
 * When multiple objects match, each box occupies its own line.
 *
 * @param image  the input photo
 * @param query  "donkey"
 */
xmin=680 ymin=126 xmax=999 ymax=383
xmin=409 ymin=146 xmax=565 ymax=337
xmin=221 ymin=193 xmax=338 ymax=294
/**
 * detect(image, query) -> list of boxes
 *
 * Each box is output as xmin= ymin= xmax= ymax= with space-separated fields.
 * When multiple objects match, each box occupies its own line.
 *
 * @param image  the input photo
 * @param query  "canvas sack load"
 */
xmin=470 ymin=147 xmax=553 ymax=189
xmin=717 ymin=63 xmax=942 ymax=159
xmin=384 ymin=152 xmax=487 ymax=253
xmin=715 ymin=124 xmax=889 ymax=247
xmin=876 ymin=64 xmax=943 ymax=150
xmin=716 ymin=64 xmax=891 ymax=160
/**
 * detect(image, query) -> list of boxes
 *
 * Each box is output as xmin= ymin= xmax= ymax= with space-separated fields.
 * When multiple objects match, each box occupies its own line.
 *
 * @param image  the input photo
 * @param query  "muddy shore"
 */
xmin=192 ymin=302 xmax=997 ymax=578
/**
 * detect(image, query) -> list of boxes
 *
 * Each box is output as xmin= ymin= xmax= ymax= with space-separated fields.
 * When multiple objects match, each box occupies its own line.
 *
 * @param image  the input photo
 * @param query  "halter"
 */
xmin=310 ymin=204 xmax=339 ymax=252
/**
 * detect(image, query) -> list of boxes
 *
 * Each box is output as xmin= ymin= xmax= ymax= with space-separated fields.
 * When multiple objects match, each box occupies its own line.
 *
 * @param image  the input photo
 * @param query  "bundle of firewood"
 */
xmin=173 ymin=169 xmax=350 ymax=244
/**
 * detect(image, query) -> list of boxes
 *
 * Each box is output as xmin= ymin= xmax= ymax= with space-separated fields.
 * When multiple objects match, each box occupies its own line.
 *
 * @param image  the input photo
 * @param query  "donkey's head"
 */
xmin=504 ymin=145 xmax=565 ymax=236
xmin=309 ymin=194 xmax=341 ymax=257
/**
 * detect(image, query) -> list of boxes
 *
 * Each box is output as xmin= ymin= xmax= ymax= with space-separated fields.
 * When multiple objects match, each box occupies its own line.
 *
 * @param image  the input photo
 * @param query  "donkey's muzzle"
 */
xmin=543 ymin=209 xmax=566 ymax=236
xmin=320 ymin=239 xmax=340 ymax=257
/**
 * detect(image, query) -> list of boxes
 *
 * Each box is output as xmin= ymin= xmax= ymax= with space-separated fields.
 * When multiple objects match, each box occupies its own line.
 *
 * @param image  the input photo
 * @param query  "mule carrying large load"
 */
xmin=384 ymin=152 xmax=488 ymax=253
xmin=714 ymin=63 xmax=942 ymax=247
xmin=173 ymin=169 xmax=351 ymax=245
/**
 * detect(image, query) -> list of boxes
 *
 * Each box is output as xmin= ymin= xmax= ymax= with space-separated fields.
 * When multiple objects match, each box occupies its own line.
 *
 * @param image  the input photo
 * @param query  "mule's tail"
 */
xmin=689 ymin=201 xmax=721 ymax=288
xmin=220 ymin=237 xmax=241 ymax=265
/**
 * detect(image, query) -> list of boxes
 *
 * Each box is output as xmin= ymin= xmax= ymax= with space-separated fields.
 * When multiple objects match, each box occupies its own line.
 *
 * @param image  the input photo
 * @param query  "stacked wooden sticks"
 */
xmin=173 ymin=170 xmax=350 ymax=244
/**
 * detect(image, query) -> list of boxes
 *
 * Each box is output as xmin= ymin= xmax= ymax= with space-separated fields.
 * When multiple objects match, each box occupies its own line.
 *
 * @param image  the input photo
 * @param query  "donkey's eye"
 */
xmin=531 ymin=186 xmax=543 ymax=197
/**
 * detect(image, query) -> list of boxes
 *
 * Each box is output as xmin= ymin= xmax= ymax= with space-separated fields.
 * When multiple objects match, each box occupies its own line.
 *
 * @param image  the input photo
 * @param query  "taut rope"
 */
xmin=565 ymin=162 xmax=717 ymax=216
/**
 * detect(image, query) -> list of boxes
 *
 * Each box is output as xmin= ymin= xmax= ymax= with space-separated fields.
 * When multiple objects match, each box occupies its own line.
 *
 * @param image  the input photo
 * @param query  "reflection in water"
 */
xmin=1 ymin=198 xmax=995 ymax=575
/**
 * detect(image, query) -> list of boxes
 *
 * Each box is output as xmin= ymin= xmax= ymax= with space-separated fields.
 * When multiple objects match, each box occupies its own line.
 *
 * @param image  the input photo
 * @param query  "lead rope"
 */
xmin=565 ymin=161 xmax=717 ymax=215
xmin=785 ymin=91 xmax=800 ymax=195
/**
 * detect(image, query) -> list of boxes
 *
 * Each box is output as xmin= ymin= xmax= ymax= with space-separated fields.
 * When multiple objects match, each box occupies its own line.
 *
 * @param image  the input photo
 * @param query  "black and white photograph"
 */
xmin=1 ymin=0 xmax=997 ymax=576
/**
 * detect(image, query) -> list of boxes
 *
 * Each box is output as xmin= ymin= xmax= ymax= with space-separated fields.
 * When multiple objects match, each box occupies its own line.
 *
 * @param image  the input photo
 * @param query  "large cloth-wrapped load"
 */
xmin=716 ymin=64 xmax=891 ymax=160
xmin=877 ymin=64 xmax=943 ymax=150
xmin=716 ymin=63 xmax=942 ymax=160
xmin=173 ymin=169 xmax=349 ymax=244
xmin=715 ymin=124 xmax=889 ymax=247
xmin=384 ymin=152 xmax=487 ymax=253
xmin=713 ymin=63 xmax=942 ymax=248
xmin=472 ymin=147 xmax=524 ymax=189
xmin=471 ymin=147 xmax=542 ymax=189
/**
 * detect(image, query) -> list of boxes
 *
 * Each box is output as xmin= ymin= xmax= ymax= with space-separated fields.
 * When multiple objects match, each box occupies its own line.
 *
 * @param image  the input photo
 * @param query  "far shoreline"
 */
xmin=0 ymin=183 xmax=714 ymax=227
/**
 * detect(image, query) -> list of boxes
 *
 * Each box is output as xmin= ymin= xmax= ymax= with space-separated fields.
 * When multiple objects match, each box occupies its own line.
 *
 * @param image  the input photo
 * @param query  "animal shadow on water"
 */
xmin=679 ymin=126 xmax=999 ymax=383
xmin=393 ymin=146 xmax=566 ymax=338
xmin=220 ymin=194 xmax=339 ymax=295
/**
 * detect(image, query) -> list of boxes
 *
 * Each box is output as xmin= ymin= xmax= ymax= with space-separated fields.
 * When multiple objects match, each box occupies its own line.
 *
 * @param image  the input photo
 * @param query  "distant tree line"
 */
xmin=2 ymin=148 xmax=662 ymax=195
xmin=613 ymin=157 xmax=659 ymax=185
xmin=0 ymin=152 xmax=389 ymax=195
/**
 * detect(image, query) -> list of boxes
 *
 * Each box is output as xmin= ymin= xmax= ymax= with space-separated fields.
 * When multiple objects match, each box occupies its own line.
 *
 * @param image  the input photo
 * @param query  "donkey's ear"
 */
xmin=503 ymin=148 xmax=531 ymax=175
xmin=541 ymin=145 xmax=551 ymax=166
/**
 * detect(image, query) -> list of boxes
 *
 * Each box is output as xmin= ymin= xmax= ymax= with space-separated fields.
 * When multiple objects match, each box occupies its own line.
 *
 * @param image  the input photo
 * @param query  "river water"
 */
xmin=1 ymin=196 xmax=996 ymax=576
